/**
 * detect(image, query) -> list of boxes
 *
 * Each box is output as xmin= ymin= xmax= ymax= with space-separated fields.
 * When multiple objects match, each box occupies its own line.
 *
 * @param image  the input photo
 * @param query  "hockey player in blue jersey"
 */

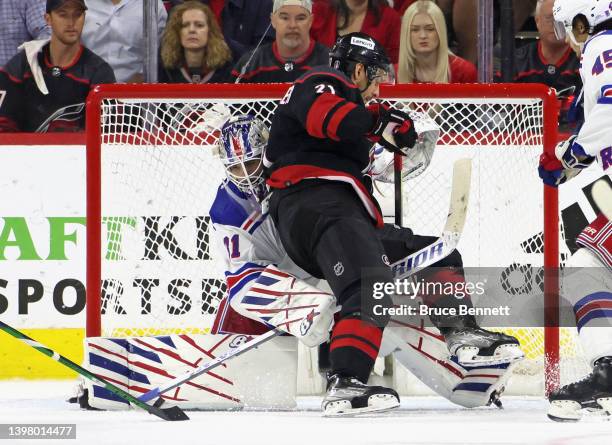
xmin=538 ymin=0 xmax=612 ymax=422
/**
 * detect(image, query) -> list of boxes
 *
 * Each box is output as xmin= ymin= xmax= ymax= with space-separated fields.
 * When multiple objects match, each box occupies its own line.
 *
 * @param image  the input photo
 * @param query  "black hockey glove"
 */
xmin=367 ymin=104 xmax=417 ymax=155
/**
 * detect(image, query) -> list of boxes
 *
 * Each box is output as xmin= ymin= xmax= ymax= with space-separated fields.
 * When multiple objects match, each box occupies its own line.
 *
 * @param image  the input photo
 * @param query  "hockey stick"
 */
xmin=392 ymin=158 xmax=472 ymax=279
xmin=0 ymin=320 xmax=189 ymax=421
xmin=592 ymin=178 xmax=612 ymax=220
xmin=138 ymin=158 xmax=472 ymax=404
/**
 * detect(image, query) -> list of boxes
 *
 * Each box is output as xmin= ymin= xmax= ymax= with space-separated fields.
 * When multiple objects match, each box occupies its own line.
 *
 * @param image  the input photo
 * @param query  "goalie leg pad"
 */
xmin=230 ymin=265 xmax=336 ymax=347
xmin=383 ymin=321 xmax=514 ymax=408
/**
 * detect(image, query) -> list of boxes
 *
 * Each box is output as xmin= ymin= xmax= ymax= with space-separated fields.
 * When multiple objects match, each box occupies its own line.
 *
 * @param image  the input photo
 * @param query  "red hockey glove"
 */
xmin=367 ymin=104 xmax=417 ymax=155
xmin=538 ymin=151 xmax=566 ymax=188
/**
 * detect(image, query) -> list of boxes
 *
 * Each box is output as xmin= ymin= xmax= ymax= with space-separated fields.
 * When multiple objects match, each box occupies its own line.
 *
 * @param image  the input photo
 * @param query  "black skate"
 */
xmin=322 ymin=373 xmax=400 ymax=417
xmin=548 ymin=357 xmax=612 ymax=422
xmin=443 ymin=327 xmax=524 ymax=366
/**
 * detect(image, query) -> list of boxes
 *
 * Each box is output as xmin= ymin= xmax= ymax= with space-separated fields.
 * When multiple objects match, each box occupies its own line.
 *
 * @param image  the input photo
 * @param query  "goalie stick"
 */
xmin=592 ymin=178 xmax=612 ymax=221
xmin=0 ymin=321 xmax=189 ymax=421
xmin=138 ymin=158 xmax=472 ymax=404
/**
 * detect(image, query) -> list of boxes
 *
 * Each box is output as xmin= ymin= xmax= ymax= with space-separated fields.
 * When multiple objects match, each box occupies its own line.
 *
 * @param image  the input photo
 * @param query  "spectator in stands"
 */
xmin=495 ymin=0 xmax=580 ymax=129
xmin=451 ymin=0 xmax=537 ymax=65
xmin=81 ymin=0 xmax=167 ymax=83
xmin=310 ymin=0 xmax=401 ymax=64
xmin=231 ymin=0 xmax=328 ymax=83
xmin=0 ymin=0 xmax=115 ymax=132
xmin=0 ymin=0 xmax=51 ymax=67
xmin=495 ymin=0 xmax=580 ymax=93
xmin=165 ymin=0 xmax=275 ymax=61
xmin=159 ymin=1 xmax=232 ymax=83
xmin=397 ymin=0 xmax=476 ymax=83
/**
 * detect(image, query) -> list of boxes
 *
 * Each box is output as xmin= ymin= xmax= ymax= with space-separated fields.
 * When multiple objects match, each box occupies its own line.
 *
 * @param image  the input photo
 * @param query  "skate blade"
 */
xmin=323 ymin=394 xmax=400 ymax=418
xmin=456 ymin=344 xmax=525 ymax=367
xmin=547 ymin=400 xmax=582 ymax=422
xmin=547 ymin=399 xmax=612 ymax=422
xmin=596 ymin=397 xmax=612 ymax=416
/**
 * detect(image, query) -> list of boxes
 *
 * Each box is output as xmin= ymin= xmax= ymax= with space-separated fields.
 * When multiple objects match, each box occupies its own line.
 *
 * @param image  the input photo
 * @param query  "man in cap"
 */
xmin=231 ymin=0 xmax=329 ymax=83
xmin=0 ymin=0 xmax=115 ymax=132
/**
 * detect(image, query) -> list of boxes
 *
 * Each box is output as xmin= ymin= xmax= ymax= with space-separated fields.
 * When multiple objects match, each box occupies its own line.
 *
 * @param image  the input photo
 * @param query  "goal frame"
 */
xmin=85 ymin=82 xmax=560 ymax=392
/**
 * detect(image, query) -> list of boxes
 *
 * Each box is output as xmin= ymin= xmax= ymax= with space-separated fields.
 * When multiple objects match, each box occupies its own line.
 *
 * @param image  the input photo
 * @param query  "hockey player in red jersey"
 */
xmin=265 ymin=32 xmax=523 ymax=416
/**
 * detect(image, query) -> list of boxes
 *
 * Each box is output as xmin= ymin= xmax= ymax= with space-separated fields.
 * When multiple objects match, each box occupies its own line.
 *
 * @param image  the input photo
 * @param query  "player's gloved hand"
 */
xmin=367 ymin=104 xmax=417 ymax=155
xmin=538 ymin=151 xmax=567 ymax=188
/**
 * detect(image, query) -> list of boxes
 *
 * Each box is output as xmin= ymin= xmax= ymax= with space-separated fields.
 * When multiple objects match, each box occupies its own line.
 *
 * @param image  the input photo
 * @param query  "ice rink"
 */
xmin=2 ymin=380 xmax=611 ymax=445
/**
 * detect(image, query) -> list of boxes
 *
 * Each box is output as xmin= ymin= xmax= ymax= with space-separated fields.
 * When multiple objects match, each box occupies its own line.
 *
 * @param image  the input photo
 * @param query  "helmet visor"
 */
xmin=369 ymin=64 xmax=396 ymax=86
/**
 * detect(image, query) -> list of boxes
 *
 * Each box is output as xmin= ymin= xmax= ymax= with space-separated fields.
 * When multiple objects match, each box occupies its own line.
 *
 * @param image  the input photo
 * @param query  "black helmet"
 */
xmin=329 ymin=32 xmax=395 ymax=85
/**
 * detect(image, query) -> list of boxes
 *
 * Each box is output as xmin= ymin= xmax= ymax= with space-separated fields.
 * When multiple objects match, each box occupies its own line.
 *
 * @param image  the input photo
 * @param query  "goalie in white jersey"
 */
xmin=538 ymin=0 xmax=612 ymax=422
xmin=208 ymin=113 xmax=523 ymax=414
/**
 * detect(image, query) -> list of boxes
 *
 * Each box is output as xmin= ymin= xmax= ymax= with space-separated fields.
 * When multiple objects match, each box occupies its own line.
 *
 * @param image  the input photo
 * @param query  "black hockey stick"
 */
xmin=137 ymin=158 xmax=473 ymax=403
xmin=0 ymin=320 xmax=189 ymax=421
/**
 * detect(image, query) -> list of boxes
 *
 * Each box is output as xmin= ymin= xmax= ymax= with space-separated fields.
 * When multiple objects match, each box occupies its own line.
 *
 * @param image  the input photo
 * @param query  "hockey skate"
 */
xmin=548 ymin=357 xmax=612 ymax=422
xmin=322 ymin=373 xmax=400 ymax=417
xmin=443 ymin=327 xmax=524 ymax=367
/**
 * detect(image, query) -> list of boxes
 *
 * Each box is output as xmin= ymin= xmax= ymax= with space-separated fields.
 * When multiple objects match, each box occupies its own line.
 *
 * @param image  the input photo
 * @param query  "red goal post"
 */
xmin=85 ymin=83 xmax=562 ymax=394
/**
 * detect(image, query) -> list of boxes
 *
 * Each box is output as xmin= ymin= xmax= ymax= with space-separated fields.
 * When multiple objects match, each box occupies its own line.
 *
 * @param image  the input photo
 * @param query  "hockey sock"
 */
xmin=329 ymin=315 xmax=383 ymax=383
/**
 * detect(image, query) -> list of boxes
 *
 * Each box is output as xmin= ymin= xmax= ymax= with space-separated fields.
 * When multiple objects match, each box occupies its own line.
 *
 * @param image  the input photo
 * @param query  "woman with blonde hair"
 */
xmin=159 ymin=1 xmax=232 ymax=83
xmin=397 ymin=0 xmax=476 ymax=83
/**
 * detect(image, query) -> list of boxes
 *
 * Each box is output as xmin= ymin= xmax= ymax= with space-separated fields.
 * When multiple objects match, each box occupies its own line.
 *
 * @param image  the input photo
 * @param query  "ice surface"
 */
xmin=1 ymin=380 xmax=610 ymax=445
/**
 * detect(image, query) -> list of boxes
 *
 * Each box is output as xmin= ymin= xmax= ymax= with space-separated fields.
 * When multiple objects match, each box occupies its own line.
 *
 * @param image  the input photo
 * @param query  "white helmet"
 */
xmin=216 ymin=114 xmax=269 ymax=198
xmin=553 ymin=0 xmax=612 ymax=43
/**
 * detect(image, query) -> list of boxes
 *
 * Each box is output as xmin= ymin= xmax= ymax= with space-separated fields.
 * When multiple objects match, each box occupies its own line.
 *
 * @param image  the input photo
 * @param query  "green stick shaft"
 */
xmin=0 ymin=320 xmax=187 ymax=421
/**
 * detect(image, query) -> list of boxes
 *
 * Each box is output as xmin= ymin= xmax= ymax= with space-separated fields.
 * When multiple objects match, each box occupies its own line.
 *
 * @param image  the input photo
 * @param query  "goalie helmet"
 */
xmin=216 ymin=114 xmax=269 ymax=198
xmin=552 ymin=0 xmax=612 ymax=42
xmin=329 ymin=32 xmax=395 ymax=85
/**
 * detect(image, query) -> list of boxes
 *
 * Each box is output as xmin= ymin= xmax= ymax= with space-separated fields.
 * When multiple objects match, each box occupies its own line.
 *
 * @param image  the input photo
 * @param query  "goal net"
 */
xmin=85 ymin=83 xmax=587 ymax=397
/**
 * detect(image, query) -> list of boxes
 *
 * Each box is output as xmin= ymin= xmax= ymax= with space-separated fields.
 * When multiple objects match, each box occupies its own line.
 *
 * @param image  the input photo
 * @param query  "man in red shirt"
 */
xmin=311 ymin=0 xmax=401 ymax=64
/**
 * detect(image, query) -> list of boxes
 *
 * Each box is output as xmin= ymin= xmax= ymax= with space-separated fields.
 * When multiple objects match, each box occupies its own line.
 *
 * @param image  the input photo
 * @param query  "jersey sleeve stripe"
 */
xmin=306 ymin=92 xmax=344 ymax=138
xmin=326 ymin=101 xmax=358 ymax=141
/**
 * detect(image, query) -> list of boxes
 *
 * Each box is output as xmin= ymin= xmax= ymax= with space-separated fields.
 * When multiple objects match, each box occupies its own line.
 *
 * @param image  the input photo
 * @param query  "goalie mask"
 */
xmin=216 ymin=115 xmax=269 ymax=198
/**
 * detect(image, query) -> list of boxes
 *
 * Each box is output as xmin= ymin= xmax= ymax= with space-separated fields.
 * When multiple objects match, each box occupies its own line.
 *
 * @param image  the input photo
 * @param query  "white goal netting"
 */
xmin=87 ymin=84 xmax=588 ymax=395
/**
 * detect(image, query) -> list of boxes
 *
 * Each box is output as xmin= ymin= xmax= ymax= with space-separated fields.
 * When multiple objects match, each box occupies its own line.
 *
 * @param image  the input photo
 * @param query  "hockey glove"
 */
xmin=538 ymin=135 xmax=593 ymax=188
xmin=538 ymin=152 xmax=567 ymax=188
xmin=367 ymin=104 xmax=417 ymax=155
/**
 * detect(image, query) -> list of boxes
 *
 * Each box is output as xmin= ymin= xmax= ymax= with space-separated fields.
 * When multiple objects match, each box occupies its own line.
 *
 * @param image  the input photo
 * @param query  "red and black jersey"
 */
xmin=231 ymin=40 xmax=329 ymax=83
xmin=495 ymin=41 xmax=581 ymax=93
xmin=0 ymin=43 xmax=115 ymax=132
xmin=265 ymin=66 xmax=384 ymax=227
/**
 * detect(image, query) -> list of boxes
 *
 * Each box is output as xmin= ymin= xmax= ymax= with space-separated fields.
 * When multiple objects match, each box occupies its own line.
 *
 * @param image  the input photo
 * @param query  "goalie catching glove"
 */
xmin=367 ymin=103 xmax=418 ymax=155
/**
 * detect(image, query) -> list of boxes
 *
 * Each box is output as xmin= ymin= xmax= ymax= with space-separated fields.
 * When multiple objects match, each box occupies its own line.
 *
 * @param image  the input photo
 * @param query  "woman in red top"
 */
xmin=397 ymin=0 xmax=476 ymax=83
xmin=311 ymin=0 xmax=401 ymax=64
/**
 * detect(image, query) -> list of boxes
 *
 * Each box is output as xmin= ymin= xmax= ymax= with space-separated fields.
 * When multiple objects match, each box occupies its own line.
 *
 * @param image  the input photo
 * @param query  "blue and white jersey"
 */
xmin=575 ymin=31 xmax=612 ymax=171
xmin=209 ymin=180 xmax=310 ymax=311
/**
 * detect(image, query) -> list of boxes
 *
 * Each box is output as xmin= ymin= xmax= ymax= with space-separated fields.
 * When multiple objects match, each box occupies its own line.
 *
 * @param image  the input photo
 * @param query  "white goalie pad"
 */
xmin=381 ymin=319 xmax=513 ymax=408
xmin=230 ymin=265 xmax=336 ymax=347
xmin=81 ymin=334 xmax=297 ymax=411
xmin=370 ymin=110 xmax=440 ymax=183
